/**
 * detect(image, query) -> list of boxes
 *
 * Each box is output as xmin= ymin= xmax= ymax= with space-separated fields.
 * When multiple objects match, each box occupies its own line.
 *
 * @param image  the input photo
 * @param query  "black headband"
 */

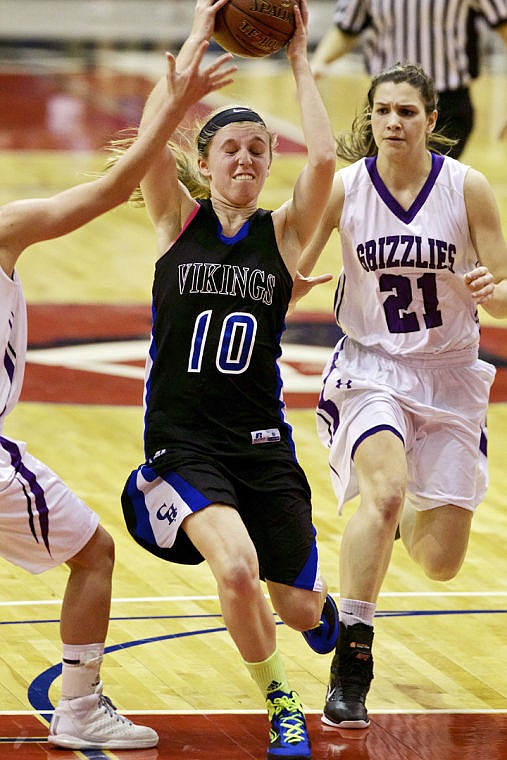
xmin=197 ymin=107 xmax=266 ymax=153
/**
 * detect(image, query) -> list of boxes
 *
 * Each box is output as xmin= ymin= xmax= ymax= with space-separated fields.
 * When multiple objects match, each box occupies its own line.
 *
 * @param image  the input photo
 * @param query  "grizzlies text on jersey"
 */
xmin=334 ymin=153 xmax=480 ymax=358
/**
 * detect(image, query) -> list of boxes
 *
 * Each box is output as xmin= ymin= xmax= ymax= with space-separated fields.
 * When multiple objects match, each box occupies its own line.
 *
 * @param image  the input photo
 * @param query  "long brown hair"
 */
xmin=335 ymin=62 xmax=456 ymax=164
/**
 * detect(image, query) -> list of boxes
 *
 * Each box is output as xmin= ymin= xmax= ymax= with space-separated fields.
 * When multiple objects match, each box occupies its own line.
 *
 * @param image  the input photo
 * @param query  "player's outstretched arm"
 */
xmin=0 ymin=44 xmax=235 ymax=277
xmin=278 ymin=0 xmax=336 ymax=267
xmin=464 ymin=167 xmax=507 ymax=317
xmin=139 ymin=0 xmax=232 ymax=137
xmin=177 ymin=0 xmax=230 ymax=69
xmin=137 ymin=2 xmax=235 ymax=243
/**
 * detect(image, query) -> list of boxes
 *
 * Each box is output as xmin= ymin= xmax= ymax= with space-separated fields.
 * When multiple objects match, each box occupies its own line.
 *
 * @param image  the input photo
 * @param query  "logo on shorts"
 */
xmin=251 ymin=428 xmax=281 ymax=444
xmin=156 ymin=502 xmax=178 ymax=523
xmin=336 ymin=378 xmax=352 ymax=389
xmin=149 ymin=448 xmax=167 ymax=463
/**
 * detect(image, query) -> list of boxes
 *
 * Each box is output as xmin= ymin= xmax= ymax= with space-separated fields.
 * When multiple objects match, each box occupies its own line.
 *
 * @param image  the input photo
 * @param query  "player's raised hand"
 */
xmin=164 ymin=42 xmax=236 ymax=108
xmin=287 ymin=0 xmax=309 ymax=62
xmin=188 ymin=0 xmax=230 ymax=45
xmin=176 ymin=0 xmax=231 ymax=71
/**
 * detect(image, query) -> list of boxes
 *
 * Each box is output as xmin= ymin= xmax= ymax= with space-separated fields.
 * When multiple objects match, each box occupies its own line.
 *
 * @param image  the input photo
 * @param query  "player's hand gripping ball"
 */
xmin=214 ymin=0 xmax=298 ymax=58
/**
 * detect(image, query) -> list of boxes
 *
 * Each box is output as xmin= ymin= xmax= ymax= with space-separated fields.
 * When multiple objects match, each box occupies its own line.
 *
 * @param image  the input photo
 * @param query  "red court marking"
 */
xmin=479 ymin=325 xmax=507 ymax=360
xmin=0 ymin=712 xmax=506 ymax=759
xmin=21 ymin=304 xmax=507 ymax=407
xmin=26 ymin=303 xmax=152 ymax=345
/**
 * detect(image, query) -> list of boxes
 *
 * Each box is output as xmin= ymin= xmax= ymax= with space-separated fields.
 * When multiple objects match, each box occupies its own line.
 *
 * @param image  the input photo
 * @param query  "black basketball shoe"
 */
xmin=321 ymin=622 xmax=374 ymax=729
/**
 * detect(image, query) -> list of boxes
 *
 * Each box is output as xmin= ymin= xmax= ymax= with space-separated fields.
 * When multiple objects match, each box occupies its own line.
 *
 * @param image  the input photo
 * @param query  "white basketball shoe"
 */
xmin=48 ymin=681 xmax=159 ymax=749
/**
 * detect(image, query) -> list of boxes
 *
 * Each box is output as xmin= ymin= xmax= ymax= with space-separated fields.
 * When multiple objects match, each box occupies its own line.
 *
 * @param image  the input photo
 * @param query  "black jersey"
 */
xmin=143 ymin=199 xmax=294 ymax=459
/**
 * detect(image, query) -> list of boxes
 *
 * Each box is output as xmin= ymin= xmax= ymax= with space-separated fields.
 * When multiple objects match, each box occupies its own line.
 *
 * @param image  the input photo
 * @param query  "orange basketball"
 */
xmin=214 ymin=0 xmax=297 ymax=59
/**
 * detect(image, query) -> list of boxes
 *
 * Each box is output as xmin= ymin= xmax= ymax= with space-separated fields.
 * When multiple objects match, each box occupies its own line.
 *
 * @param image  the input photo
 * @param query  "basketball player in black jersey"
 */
xmin=119 ymin=1 xmax=338 ymax=758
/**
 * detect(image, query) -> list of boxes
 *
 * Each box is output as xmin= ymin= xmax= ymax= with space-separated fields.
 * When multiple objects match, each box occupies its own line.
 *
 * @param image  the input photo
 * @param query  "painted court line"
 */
xmin=1 ymin=590 xmax=507 ymax=607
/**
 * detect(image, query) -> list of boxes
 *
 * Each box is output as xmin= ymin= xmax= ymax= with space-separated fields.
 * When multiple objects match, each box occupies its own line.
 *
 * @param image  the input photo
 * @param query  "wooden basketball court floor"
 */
xmin=0 ymin=43 xmax=507 ymax=759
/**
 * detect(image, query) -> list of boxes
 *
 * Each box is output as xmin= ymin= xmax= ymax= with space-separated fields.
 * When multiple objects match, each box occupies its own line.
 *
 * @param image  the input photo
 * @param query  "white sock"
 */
xmin=339 ymin=598 xmax=376 ymax=628
xmin=61 ymin=643 xmax=104 ymax=700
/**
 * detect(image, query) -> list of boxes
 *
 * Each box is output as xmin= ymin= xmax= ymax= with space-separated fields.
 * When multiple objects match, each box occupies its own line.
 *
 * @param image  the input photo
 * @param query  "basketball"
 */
xmin=214 ymin=0 xmax=298 ymax=59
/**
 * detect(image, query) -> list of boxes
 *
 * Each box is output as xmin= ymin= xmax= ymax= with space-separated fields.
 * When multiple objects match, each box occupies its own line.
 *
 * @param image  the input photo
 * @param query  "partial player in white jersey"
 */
xmin=0 ymin=45 xmax=235 ymax=750
xmin=297 ymin=62 xmax=507 ymax=730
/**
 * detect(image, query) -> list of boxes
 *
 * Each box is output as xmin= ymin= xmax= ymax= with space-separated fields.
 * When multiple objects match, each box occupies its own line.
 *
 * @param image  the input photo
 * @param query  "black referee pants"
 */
xmin=436 ymin=87 xmax=474 ymax=159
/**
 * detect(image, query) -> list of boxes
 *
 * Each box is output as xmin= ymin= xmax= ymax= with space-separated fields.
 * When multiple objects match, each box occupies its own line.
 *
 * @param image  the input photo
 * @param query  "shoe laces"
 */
xmin=331 ymin=676 xmax=368 ymax=703
xmin=331 ymin=648 xmax=373 ymax=702
xmin=98 ymin=694 xmax=132 ymax=725
xmin=267 ymin=693 xmax=307 ymax=745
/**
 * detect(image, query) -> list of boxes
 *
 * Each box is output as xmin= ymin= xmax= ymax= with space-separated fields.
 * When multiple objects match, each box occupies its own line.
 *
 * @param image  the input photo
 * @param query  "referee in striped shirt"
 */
xmin=312 ymin=0 xmax=507 ymax=157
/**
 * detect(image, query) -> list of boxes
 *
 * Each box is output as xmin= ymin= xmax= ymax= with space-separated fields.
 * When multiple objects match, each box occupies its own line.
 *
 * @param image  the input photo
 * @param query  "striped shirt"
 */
xmin=334 ymin=0 xmax=507 ymax=91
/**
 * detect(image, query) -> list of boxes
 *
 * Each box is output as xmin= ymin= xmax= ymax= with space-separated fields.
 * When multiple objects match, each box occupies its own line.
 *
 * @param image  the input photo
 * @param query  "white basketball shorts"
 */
xmin=316 ymin=337 xmax=496 ymax=513
xmin=0 ymin=434 xmax=99 ymax=574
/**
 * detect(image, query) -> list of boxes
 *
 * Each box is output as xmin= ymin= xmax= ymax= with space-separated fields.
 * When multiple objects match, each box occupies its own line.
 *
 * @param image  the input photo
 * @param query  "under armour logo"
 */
xmin=336 ymin=378 xmax=352 ymax=389
xmin=156 ymin=502 xmax=178 ymax=523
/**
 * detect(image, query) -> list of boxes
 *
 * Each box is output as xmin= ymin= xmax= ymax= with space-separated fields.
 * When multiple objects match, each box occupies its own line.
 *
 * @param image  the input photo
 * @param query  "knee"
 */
xmin=68 ymin=525 xmax=115 ymax=576
xmin=356 ymin=438 xmax=406 ymax=524
xmin=283 ymin=605 xmax=320 ymax=632
xmin=422 ymin=555 xmax=463 ymax=582
xmin=415 ymin=540 xmax=465 ymax=581
xmin=360 ymin=470 xmax=405 ymax=528
xmin=218 ymin=553 xmax=259 ymax=601
xmin=409 ymin=508 xmax=470 ymax=581
xmin=91 ymin=526 xmax=115 ymax=570
xmin=275 ymin=592 xmax=322 ymax=632
xmin=372 ymin=490 xmax=405 ymax=528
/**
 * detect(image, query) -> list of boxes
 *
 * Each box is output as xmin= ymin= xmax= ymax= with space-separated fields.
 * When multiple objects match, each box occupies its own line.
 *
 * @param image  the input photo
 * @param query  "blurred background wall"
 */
xmin=0 ymin=0 xmax=505 ymax=66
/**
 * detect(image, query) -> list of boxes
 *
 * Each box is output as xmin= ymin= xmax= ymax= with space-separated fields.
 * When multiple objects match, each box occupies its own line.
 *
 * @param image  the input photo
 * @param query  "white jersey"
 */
xmin=335 ymin=153 xmax=480 ymax=359
xmin=0 ymin=267 xmax=27 ymax=431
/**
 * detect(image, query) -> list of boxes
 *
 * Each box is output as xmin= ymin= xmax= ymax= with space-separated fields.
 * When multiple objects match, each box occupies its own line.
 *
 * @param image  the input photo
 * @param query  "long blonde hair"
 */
xmin=105 ymin=106 xmax=277 ymax=206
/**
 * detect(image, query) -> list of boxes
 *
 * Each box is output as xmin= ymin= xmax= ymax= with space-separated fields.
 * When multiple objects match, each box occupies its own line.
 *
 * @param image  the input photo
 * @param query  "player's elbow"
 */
xmin=308 ymin=153 xmax=336 ymax=195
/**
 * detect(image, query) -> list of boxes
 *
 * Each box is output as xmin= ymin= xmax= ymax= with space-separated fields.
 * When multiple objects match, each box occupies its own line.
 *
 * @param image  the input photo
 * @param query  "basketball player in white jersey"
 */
xmin=297 ymin=62 xmax=507 ymax=730
xmin=0 ymin=45 xmax=235 ymax=750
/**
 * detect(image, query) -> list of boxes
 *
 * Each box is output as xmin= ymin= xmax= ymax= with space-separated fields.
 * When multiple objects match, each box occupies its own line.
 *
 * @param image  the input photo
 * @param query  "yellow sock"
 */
xmin=244 ymin=649 xmax=291 ymax=698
